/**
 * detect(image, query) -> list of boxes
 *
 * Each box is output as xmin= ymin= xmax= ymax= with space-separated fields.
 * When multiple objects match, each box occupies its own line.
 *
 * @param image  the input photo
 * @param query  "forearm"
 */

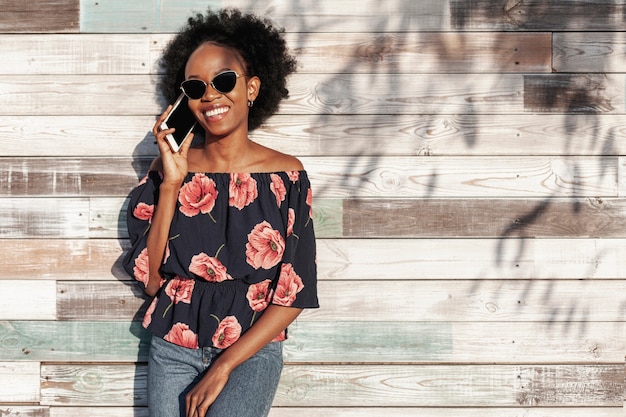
xmin=213 ymin=305 xmax=302 ymax=372
xmin=145 ymin=183 xmax=180 ymax=294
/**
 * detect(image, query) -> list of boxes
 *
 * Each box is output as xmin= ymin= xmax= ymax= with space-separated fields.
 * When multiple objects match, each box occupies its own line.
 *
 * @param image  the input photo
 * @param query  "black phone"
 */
xmin=160 ymin=93 xmax=197 ymax=152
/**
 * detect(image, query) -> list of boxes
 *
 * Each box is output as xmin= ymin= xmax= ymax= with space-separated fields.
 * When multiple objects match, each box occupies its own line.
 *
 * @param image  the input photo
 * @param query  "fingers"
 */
xmin=186 ymin=393 xmax=212 ymax=417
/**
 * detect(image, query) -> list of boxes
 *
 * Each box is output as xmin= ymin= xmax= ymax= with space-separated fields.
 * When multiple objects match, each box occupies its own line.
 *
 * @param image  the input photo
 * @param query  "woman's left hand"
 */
xmin=185 ymin=363 xmax=230 ymax=417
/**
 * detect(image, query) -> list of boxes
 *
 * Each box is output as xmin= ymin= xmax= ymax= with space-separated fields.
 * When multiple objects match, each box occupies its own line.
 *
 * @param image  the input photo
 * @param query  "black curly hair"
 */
xmin=158 ymin=8 xmax=297 ymax=131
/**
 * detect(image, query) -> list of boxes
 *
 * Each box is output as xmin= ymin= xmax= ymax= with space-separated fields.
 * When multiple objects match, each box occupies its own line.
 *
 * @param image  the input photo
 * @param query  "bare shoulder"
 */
xmin=149 ymin=156 xmax=163 ymax=171
xmin=253 ymin=143 xmax=304 ymax=172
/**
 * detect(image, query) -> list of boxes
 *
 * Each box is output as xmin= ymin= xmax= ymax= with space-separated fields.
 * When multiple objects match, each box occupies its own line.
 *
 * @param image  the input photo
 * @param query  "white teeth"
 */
xmin=205 ymin=107 xmax=228 ymax=117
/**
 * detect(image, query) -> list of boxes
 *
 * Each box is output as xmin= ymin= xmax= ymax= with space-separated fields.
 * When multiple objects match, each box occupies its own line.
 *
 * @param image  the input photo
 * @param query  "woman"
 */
xmin=123 ymin=8 xmax=318 ymax=417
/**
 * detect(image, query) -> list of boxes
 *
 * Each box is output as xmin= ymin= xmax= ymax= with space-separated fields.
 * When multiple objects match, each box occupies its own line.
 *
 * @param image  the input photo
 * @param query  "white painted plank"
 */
xmin=554 ymin=32 xmax=626 ymax=73
xmin=0 ymin=362 xmax=40 ymax=402
xmin=0 ymin=281 xmax=56 ymax=320
xmin=0 ymin=198 xmax=89 ymax=238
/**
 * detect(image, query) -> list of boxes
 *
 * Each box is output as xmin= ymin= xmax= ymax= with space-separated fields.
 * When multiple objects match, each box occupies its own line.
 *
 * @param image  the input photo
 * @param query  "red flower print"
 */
xmin=271 ymin=330 xmax=287 ymax=342
xmin=245 ymin=221 xmax=285 ymax=269
xmin=306 ymin=188 xmax=313 ymax=219
xmin=287 ymin=171 xmax=300 ymax=183
xmin=273 ymin=263 xmax=304 ymax=307
xmin=189 ymin=252 xmax=233 ymax=282
xmin=143 ymin=297 xmax=158 ymax=328
xmin=287 ymin=208 xmax=295 ymax=237
xmin=212 ymin=316 xmax=242 ymax=348
xmin=178 ymin=173 xmax=218 ymax=218
xmin=246 ymin=279 xmax=272 ymax=312
xmin=133 ymin=248 xmax=150 ymax=287
xmin=229 ymin=173 xmax=258 ymax=209
xmin=164 ymin=277 xmax=195 ymax=304
xmin=270 ymin=174 xmax=287 ymax=207
xmin=164 ymin=322 xmax=199 ymax=349
xmin=133 ymin=202 xmax=154 ymax=222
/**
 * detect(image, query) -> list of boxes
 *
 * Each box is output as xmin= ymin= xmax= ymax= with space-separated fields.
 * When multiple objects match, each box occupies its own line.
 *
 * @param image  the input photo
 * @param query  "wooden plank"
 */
xmin=49 ymin=407 xmax=625 ymax=417
xmin=4 ymin=237 xmax=626 ymax=281
xmin=84 ymin=0 xmax=452 ymax=33
xmin=524 ymin=74 xmax=624 ymax=114
xmin=79 ymin=0 xmax=221 ymax=33
xmin=0 ymin=281 xmax=56 ymax=320
xmin=269 ymin=409 xmax=624 ymax=417
xmin=342 ymin=197 xmax=626 ymax=238
xmin=0 ymin=0 xmax=78 ymax=33
xmin=150 ymin=32 xmax=551 ymax=74
xmin=2 ymin=32 xmax=550 ymax=75
xmin=1 ymin=320 xmax=621 ymax=364
xmin=50 ymin=408 xmax=145 ymax=417
xmin=554 ymin=32 xmax=626 ymax=73
xmin=56 ymin=279 xmax=626 ymax=322
xmin=0 ymin=156 xmax=618 ymax=198
xmin=41 ymin=364 xmax=147 ymax=406
xmin=0 ymin=74 xmax=526 ymax=116
xmin=0 ymin=408 xmax=48 ymax=417
xmin=0 ymin=198 xmax=89 ymax=238
xmin=0 ymin=362 xmax=40 ymax=402
xmin=5 ymin=114 xmax=626 ymax=158
xmin=450 ymin=0 xmax=626 ymax=31
xmin=0 ymin=35 xmax=152 ymax=75
xmin=40 ymin=363 xmax=623 ymax=407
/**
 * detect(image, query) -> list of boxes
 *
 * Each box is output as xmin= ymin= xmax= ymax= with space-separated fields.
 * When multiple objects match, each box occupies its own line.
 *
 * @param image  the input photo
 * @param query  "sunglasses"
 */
xmin=180 ymin=70 xmax=244 ymax=99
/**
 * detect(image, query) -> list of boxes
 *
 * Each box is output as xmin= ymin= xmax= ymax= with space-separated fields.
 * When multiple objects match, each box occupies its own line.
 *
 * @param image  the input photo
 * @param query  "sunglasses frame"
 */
xmin=180 ymin=70 xmax=244 ymax=99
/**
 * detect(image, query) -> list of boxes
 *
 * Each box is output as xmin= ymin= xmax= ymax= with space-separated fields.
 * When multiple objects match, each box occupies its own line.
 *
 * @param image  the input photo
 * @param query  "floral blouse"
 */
xmin=123 ymin=170 xmax=318 ymax=349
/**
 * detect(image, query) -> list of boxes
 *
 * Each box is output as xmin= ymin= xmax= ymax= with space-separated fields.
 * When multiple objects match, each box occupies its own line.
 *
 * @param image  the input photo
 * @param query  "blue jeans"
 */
xmin=148 ymin=336 xmax=283 ymax=417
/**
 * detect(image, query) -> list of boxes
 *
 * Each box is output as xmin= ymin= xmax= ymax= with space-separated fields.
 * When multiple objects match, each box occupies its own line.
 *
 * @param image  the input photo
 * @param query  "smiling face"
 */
xmin=184 ymin=42 xmax=259 ymax=139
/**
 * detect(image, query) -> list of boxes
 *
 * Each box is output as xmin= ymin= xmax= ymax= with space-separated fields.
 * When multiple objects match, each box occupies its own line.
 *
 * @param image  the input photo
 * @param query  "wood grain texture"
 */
xmin=0 ymin=362 xmax=40 ymax=402
xmin=450 ymin=0 xmax=626 ymax=31
xmin=1 ymin=320 xmax=620 ymax=364
xmin=0 ymin=407 xmax=49 ymax=417
xmin=40 ymin=363 xmax=623 ymax=407
xmin=0 ymin=156 xmax=617 ymax=199
xmin=54 ymin=279 xmax=626 ymax=322
xmin=553 ymin=32 xmax=626 ymax=73
xmin=0 ymin=0 xmax=78 ymax=33
xmin=5 ymin=114 xmax=626 ymax=158
xmin=3 ymin=237 xmax=626 ymax=281
xmin=0 ymin=281 xmax=56 ymax=320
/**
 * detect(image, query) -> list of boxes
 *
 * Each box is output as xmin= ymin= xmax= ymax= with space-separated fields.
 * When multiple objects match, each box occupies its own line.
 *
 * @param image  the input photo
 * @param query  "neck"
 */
xmin=192 ymin=132 xmax=255 ymax=172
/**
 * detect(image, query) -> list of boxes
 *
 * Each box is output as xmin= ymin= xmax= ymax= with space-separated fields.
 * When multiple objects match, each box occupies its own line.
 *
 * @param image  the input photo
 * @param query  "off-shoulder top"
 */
xmin=123 ymin=170 xmax=319 ymax=349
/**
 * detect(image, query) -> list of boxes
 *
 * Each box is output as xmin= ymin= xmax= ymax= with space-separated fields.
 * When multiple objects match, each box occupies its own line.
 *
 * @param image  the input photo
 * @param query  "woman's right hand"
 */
xmin=153 ymin=105 xmax=194 ymax=186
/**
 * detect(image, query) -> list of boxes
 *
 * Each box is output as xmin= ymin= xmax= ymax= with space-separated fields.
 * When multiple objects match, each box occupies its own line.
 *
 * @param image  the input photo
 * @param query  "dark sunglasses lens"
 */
xmin=181 ymin=80 xmax=206 ymax=99
xmin=212 ymin=71 xmax=237 ymax=93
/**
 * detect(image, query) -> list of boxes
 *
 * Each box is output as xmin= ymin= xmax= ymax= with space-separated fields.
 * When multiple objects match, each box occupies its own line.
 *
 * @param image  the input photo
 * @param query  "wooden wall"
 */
xmin=0 ymin=0 xmax=625 ymax=415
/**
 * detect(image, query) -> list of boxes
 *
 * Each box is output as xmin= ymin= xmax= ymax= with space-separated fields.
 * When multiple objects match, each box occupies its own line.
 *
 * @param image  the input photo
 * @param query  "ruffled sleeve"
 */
xmin=122 ymin=171 xmax=162 ymax=287
xmin=270 ymin=171 xmax=319 ymax=309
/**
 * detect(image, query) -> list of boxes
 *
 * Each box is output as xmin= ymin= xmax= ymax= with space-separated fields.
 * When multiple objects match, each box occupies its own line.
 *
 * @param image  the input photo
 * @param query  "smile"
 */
xmin=204 ymin=107 xmax=229 ymax=117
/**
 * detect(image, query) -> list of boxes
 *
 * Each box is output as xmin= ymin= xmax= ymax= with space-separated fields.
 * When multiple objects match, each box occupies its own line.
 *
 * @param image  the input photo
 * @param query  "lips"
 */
xmin=203 ymin=106 xmax=229 ymax=118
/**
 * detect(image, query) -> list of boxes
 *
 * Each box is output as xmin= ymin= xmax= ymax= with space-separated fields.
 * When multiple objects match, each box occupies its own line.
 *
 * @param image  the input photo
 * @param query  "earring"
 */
xmin=247 ymin=100 xmax=254 ymax=108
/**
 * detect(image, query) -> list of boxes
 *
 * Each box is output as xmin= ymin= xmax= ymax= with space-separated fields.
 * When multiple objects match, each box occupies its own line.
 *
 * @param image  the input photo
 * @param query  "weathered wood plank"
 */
xmin=5 ymin=114 xmax=626 ymax=158
xmin=55 ymin=279 xmax=626 ymax=322
xmin=0 ymin=0 xmax=78 ymax=33
xmin=0 ymin=198 xmax=89 ymax=238
xmin=269 ymin=409 xmax=624 ymax=417
xmin=524 ymin=74 xmax=624 ymax=113
xmin=4 ymin=238 xmax=626 ymax=281
xmin=343 ymin=197 xmax=626 ymax=238
xmin=553 ymin=32 xmax=626 ymax=73
xmin=0 ymin=156 xmax=618 ymax=198
xmin=0 ymin=407 xmax=48 ymax=417
xmin=0 ymin=74 xmax=527 ymax=116
xmin=2 ymin=32 xmax=550 ymax=75
xmin=40 ymin=363 xmax=623 ymax=407
xmin=450 ymin=0 xmax=626 ymax=31
xmin=0 ymin=35 xmax=152 ymax=75
xmin=1 ymin=320 xmax=621 ymax=364
xmin=0 ymin=281 xmax=56 ymax=320
xmin=48 ymin=407 xmax=625 ymax=417
xmin=0 ymin=362 xmax=40 ymax=402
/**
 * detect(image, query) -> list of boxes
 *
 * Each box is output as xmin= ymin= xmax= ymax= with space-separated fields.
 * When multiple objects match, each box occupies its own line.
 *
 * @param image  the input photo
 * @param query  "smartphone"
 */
xmin=160 ymin=93 xmax=197 ymax=152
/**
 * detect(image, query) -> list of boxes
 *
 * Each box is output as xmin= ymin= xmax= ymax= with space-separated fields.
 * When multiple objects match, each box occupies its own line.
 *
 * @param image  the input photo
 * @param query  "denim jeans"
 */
xmin=148 ymin=336 xmax=283 ymax=417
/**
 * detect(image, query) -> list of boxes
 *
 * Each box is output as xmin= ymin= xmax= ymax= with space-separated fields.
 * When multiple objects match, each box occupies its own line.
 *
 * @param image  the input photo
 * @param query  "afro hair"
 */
xmin=158 ymin=8 xmax=297 ymax=131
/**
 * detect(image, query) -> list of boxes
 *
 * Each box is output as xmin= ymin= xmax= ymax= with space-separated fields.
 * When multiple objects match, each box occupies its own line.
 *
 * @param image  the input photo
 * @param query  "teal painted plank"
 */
xmin=80 ymin=0 xmax=222 ymax=33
